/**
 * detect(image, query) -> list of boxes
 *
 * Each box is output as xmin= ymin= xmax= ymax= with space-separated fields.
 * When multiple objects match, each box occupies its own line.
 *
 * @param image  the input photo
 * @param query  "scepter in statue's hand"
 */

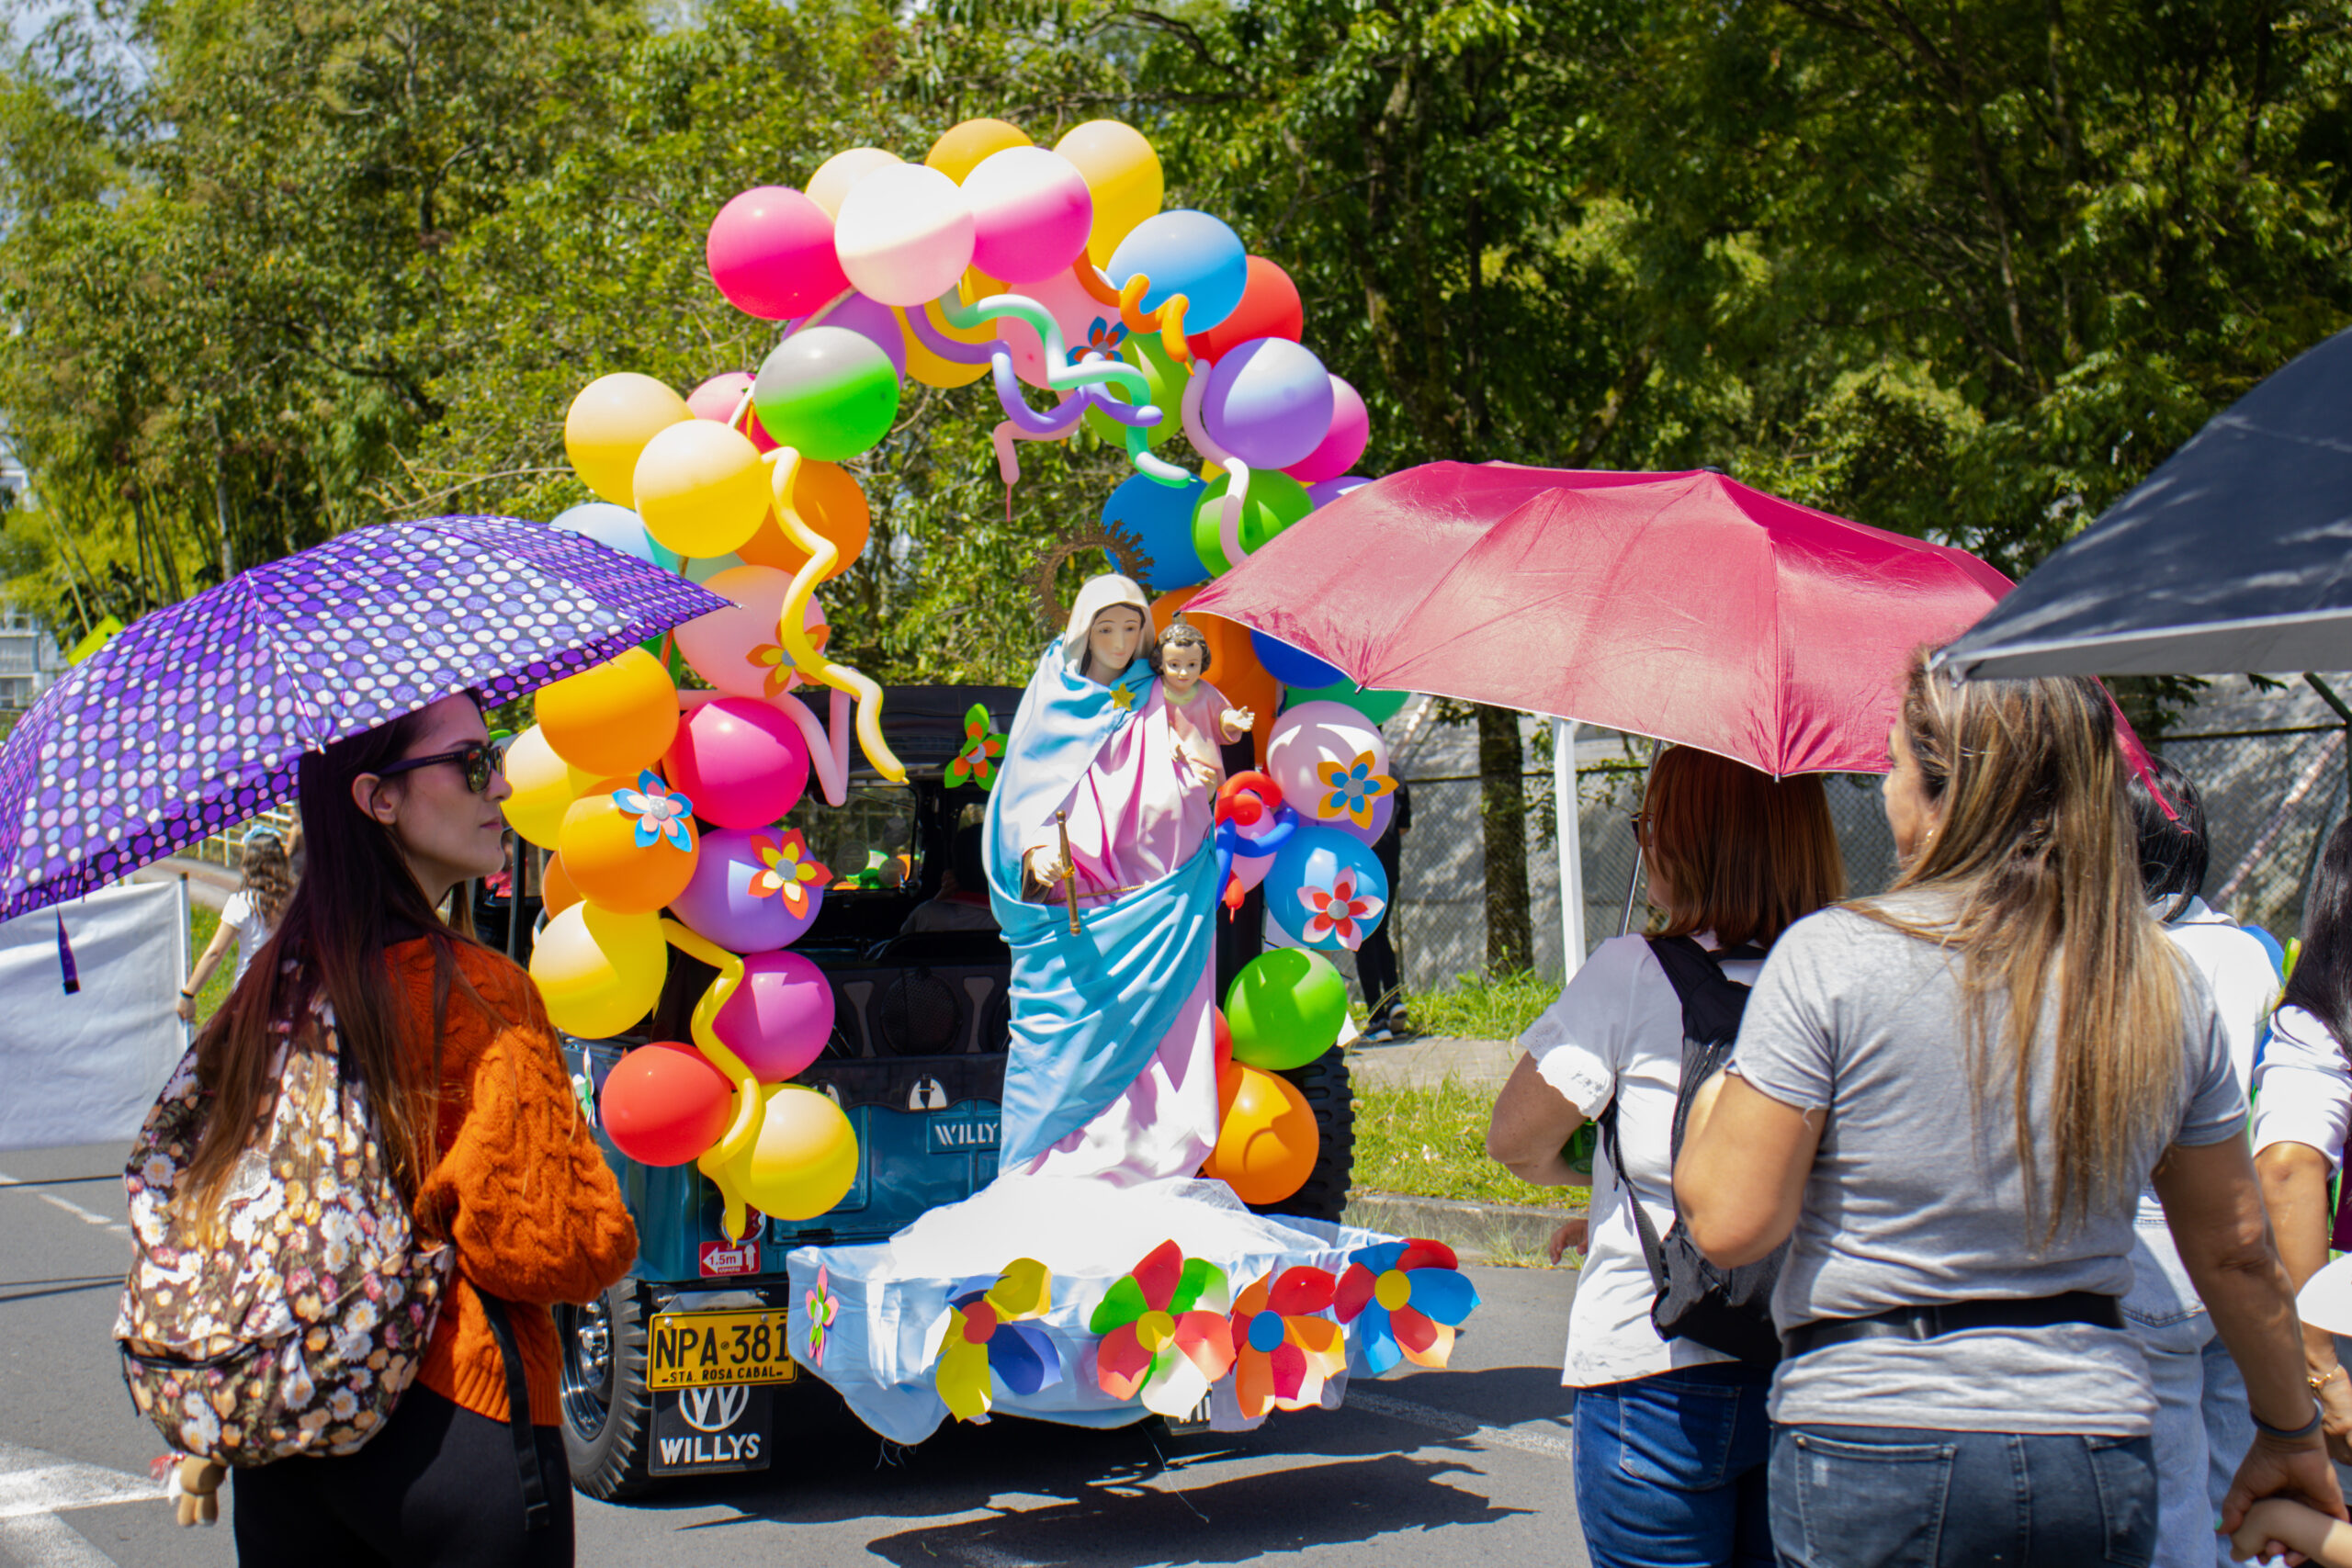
xmin=1055 ymin=810 xmax=1081 ymax=935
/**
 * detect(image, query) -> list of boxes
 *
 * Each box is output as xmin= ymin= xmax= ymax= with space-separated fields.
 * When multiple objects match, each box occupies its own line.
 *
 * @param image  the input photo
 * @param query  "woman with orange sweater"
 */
xmin=187 ymin=694 xmax=637 ymax=1564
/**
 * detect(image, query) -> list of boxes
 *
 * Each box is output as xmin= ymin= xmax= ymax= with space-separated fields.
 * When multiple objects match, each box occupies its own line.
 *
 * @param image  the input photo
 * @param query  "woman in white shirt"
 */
xmin=176 ymin=826 xmax=294 ymax=1021
xmin=2256 ymin=818 xmax=2352 ymax=1466
xmin=1485 ymin=745 xmax=1845 ymax=1568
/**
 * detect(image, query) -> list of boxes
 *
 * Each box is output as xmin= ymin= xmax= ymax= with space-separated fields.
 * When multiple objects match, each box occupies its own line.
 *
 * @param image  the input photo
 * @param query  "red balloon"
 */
xmin=1187 ymin=256 xmax=1305 ymax=363
xmin=601 ymin=1042 xmax=735 ymax=1167
xmin=1213 ymin=1007 xmax=1234 ymax=1075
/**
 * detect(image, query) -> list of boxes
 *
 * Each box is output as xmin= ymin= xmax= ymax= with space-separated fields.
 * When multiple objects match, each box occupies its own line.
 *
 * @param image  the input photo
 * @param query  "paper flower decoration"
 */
xmin=944 ymin=705 xmax=1006 ymax=790
xmin=615 ymin=771 xmax=695 ymax=852
xmin=1315 ymin=750 xmax=1396 ymax=829
xmin=1335 ymin=1238 xmax=1479 ymax=1375
xmin=748 ymin=829 xmax=830 ymax=918
xmin=1088 ymin=1240 xmax=1237 ymax=1416
xmin=1228 ymin=1267 xmax=1346 ymax=1419
xmin=747 ymin=641 xmax=798 ymax=698
xmin=805 ymin=1265 xmax=839 ymax=1368
xmin=933 ymin=1258 xmax=1060 ymax=1423
xmin=1297 ymin=867 xmax=1385 ymax=951
xmin=1070 ymin=316 xmax=1128 ymax=364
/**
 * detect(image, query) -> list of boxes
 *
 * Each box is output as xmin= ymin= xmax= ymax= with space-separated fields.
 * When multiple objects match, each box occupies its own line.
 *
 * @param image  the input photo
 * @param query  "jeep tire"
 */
xmin=556 ymin=1275 xmax=656 ymax=1500
xmin=1256 ymin=1044 xmax=1355 ymax=1224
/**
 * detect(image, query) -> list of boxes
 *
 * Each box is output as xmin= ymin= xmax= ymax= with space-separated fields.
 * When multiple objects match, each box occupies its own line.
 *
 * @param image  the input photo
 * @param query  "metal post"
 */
xmin=1553 ymin=718 xmax=1585 ymax=976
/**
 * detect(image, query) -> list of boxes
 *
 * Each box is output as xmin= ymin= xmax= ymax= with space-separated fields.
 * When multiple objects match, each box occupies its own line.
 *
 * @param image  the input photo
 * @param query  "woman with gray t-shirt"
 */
xmin=1674 ymin=659 xmax=2337 ymax=1567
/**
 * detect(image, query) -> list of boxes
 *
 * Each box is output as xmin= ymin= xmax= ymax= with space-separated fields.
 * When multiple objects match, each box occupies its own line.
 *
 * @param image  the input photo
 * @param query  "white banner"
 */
xmin=0 ymin=880 xmax=189 ymax=1152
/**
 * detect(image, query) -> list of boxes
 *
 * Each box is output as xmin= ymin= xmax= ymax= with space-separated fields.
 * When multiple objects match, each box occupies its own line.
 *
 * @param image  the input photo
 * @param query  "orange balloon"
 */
xmin=925 ymin=118 xmax=1031 ymax=183
xmin=1150 ymin=586 xmax=1277 ymax=766
xmin=737 ymin=460 xmax=871 ymax=579
xmin=541 ymin=851 xmax=581 ymax=917
xmin=557 ymin=776 xmax=700 ymax=916
xmin=1203 ymin=1062 xmax=1318 ymax=1206
xmin=536 ymin=647 xmax=679 ymax=778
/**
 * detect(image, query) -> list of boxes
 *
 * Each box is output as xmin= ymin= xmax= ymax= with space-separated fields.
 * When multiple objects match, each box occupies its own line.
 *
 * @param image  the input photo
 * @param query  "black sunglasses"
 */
xmin=377 ymin=739 xmax=508 ymax=795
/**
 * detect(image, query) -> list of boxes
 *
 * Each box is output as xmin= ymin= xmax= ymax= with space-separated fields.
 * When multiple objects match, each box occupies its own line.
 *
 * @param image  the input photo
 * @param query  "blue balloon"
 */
xmin=550 ymin=502 xmax=681 ymax=572
xmin=1103 ymin=472 xmax=1208 ymax=593
xmin=1250 ymin=629 xmax=1345 ymax=689
xmin=1106 ymin=211 xmax=1250 ymax=334
xmin=1264 ymin=826 xmax=1389 ymax=952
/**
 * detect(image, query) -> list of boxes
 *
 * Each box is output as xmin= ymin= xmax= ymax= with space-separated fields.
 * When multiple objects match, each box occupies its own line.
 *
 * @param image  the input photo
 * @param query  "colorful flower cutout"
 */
xmin=805 ymin=1265 xmax=839 ymax=1368
xmin=1335 ymin=1238 xmax=1479 ymax=1375
xmin=747 ymin=829 xmax=830 ymax=918
xmin=1297 ymin=867 xmax=1385 ymax=951
xmin=615 ymin=771 xmax=695 ymax=852
xmin=933 ymin=1258 xmax=1060 ymax=1423
xmin=944 ymin=704 xmax=1007 ymax=791
xmin=748 ymin=623 xmax=830 ymax=699
xmin=1089 ymin=1240 xmax=1237 ymax=1416
xmin=1228 ymin=1267 xmax=1347 ymax=1419
xmin=1069 ymin=316 xmax=1128 ymax=365
xmin=1316 ymin=750 xmax=1396 ymax=829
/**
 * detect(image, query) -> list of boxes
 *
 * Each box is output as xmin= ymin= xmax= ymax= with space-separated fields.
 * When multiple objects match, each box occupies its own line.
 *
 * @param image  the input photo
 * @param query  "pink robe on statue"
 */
xmin=1019 ymin=682 xmax=1220 ymax=1185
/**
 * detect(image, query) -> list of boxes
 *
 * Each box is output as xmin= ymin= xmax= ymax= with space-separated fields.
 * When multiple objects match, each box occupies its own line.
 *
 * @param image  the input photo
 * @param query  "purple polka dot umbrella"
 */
xmin=0 ymin=514 xmax=731 ymax=919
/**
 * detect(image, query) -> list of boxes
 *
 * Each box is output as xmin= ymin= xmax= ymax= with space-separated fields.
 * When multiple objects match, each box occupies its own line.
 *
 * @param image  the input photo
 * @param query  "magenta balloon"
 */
xmin=1283 ymin=375 xmax=1369 ymax=485
xmin=1307 ymin=474 xmax=1374 ymax=509
xmin=1202 ymin=337 xmax=1335 ymax=471
xmin=714 ymin=950 xmax=836 ymax=1081
xmin=796 ymin=291 xmax=907 ymax=382
xmin=664 ymin=698 xmax=810 ymax=829
xmin=671 ymin=827 xmax=826 ymax=954
xmin=707 ymin=186 xmax=850 ymax=321
xmin=684 ymin=371 xmax=777 ymax=453
xmin=964 ymin=146 xmax=1093 ymax=285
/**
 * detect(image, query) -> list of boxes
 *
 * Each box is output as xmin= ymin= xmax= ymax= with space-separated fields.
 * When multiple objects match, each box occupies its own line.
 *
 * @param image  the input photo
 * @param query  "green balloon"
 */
xmin=1082 ymin=332 xmax=1179 ymax=448
xmin=1225 ymin=948 xmax=1348 ymax=1071
xmin=1285 ymin=676 xmax=1410 ymax=725
xmin=1192 ymin=468 xmax=1313 ymax=576
xmin=752 ymin=326 xmax=901 ymax=462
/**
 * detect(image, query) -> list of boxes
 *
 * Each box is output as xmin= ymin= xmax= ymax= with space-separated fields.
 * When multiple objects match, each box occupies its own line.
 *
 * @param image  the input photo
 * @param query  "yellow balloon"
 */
xmin=898 ymin=273 xmax=998 ymax=389
xmin=502 ymin=725 xmax=594 ymax=850
xmin=558 ymin=783 xmax=699 ymax=916
xmin=536 ymin=647 xmax=679 ymax=779
xmin=924 ymin=118 xmax=1030 ymax=184
xmin=633 ymin=420 xmax=771 ymax=559
xmin=567 ymin=373 xmax=691 ymax=508
xmin=733 ymin=1084 xmax=859 ymax=1220
xmin=1054 ymin=120 xmax=1163 ymax=266
xmin=807 ymin=147 xmax=900 ymax=220
xmin=529 ymin=903 xmax=668 ymax=1039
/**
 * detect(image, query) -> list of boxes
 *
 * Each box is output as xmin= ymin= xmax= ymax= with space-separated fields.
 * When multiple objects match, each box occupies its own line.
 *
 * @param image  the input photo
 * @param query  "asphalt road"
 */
xmin=0 ymin=1139 xmax=1592 ymax=1568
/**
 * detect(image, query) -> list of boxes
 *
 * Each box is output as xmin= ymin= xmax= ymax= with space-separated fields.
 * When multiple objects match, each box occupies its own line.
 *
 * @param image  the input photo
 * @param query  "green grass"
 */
xmin=1354 ymin=1077 xmax=1588 ymax=1212
xmin=187 ymin=904 xmax=235 ymax=1025
xmin=1365 ymin=968 xmax=1560 ymax=1041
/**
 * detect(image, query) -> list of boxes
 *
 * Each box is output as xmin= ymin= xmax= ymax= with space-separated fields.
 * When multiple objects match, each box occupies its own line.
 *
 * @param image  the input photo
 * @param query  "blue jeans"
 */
xmin=1768 ymin=1425 xmax=2158 ymax=1568
xmin=1571 ymin=1361 xmax=1774 ymax=1568
xmin=2125 ymin=1213 xmax=2253 ymax=1567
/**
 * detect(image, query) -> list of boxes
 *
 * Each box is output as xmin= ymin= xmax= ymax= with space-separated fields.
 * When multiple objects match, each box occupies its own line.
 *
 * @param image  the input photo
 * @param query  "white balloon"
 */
xmin=807 ymin=146 xmax=901 ymax=220
xmin=550 ymin=502 xmax=680 ymax=572
xmin=1266 ymin=701 xmax=1391 ymax=824
xmin=833 ymin=164 xmax=976 ymax=308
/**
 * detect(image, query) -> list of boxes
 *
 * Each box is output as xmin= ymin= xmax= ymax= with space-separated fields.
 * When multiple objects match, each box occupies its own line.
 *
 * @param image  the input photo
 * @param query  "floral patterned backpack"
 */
xmin=115 ymin=1005 xmax=452 ymax=1465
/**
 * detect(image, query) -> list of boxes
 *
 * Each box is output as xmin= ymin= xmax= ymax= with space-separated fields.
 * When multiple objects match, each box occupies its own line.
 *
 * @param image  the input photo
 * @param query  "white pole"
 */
xmin=1554 ymin=718 xmax=1585 ymax=976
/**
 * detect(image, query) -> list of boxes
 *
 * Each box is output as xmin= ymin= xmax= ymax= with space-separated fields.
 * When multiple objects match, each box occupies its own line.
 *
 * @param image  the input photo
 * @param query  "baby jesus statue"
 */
xmin=1153 ymin=619 xmax=1255 ymax=789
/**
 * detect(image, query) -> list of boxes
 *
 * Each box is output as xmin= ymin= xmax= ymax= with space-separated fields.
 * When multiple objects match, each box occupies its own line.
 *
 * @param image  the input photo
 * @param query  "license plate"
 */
xmin=646 ymin=1309 xmax=799 ymax=1391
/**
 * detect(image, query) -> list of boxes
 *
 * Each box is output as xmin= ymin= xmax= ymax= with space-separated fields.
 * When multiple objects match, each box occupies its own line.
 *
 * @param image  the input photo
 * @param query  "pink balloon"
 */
xmin=707 ymin=186 xmax=850 ymax=321
xmin=794 ymin=291 xmax=906 ymax=381
xmin=674 ymin=565 xmax=795 ymax=699
xmin=993 ymin=265 xmax=1125 ymax=389
xmin=671 ymin=826 xmax=826 ymax=954
xmin=714 ymin=950 xmax=836 ymax=1082
xmin=963 ymin=146 xmax=1093 ymax=285
xmin=1307 ymin=474 xmax=1373 ymax=509
xmin=664 ymin=698 xmax=810 ymax=829
xmin=685 ymin=371 xmax=777 ymax=453
xmin=1283 ymin=375 xmax=1369 ymax=485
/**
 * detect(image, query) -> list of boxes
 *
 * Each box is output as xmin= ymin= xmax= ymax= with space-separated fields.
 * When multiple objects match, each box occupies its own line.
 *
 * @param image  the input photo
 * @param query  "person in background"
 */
xmin=2121 ymin=756 xmax=2285 ymax=1566
xmin=1358 ymin=778 xmax=1411 ymax=1041
xmin=195 ymin=694 xmax=638 ymax=1564
xmin=1676 ymin=659 xmax=2338 ymax=1566
xmin=901 ymin=822 xmax=1001 ymax=934
xmin=176 ymin=825 xmax=295 ymax=1022
xmin=1485 ymin=745 xmax=1845 ymax=1568
xmin=2254 ymin=817 xmax=2352 ymax=1473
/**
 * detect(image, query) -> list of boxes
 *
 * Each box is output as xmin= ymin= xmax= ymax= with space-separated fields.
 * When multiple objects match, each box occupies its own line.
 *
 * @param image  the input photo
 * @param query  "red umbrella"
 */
xmin=1187 ymin=462 xmax=2012 ymax=776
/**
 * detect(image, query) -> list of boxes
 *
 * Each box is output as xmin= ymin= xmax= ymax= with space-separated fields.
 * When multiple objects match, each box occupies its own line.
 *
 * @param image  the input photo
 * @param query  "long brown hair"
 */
xmin=1644 ymin=745 xmax=1846 ymax=949
xmin=182 ymin=705 xmax=492 ymax=1233
xmin=1873 ymin=655 xmax=2185 ymax=1244
xmin=237 ymin=830 xmax=296 ymax=927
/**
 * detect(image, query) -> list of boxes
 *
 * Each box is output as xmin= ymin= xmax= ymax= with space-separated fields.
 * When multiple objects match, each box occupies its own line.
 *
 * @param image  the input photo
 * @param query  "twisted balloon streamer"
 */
xmin=662 ymin=919 xmax=763 ymax=1242
xmin=1115 ymin=276 xmax=1193 ymax=364
xmin=1181 ymin=361 xmax=1257 ymax=572
xmin=762 ymin=447 xmax=906 ymax=783
xmin=769 ymin=686 xmax=852 ymax=807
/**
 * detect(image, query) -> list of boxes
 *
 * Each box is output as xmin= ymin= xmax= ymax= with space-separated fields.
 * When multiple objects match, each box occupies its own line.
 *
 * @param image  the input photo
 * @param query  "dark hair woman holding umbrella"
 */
xmin=189 ymin=694 xmax=638 ymax=1564
xmin=1675 ymin=659 xmax=2338 ymax=1565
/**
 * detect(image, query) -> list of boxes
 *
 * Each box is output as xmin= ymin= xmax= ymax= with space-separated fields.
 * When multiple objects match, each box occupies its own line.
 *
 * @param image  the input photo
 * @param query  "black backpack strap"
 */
xmin=478 ymin=1294 xmax=553 ymax=1532
xmin=1646 ymin=936 xmax=1762 ymax=1153
xmin=1596 ymin=1097 xmax=1671 ymax=1297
